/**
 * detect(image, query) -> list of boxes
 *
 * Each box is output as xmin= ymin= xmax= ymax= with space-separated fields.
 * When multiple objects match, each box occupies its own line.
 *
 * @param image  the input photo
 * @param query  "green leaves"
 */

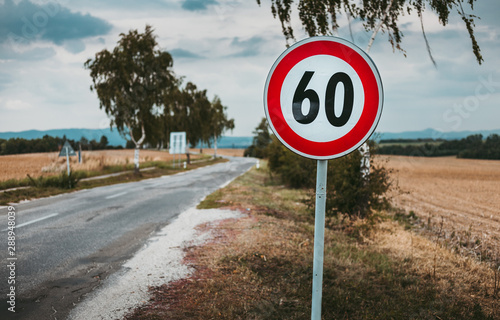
xmin=258 ymin=0 xmax=483 ymax=64
xmin=85 ymin=25 xmax=234 ymax=149
xmin=84 ymin=25 xmax=177 ymax=146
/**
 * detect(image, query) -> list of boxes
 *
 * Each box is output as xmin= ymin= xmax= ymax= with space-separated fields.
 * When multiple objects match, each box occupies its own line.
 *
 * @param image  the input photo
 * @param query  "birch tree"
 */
xmin=84 ymin=25 xmax=177 ymax=173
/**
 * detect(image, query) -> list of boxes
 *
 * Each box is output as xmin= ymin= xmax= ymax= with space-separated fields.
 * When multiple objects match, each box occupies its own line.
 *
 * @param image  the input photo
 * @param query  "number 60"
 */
xmin=292 ymin=71 xmax=354 ymax=127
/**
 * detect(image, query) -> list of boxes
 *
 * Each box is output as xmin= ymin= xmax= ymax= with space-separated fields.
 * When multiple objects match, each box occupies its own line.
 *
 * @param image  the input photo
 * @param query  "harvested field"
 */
xmin=199 ymin=148 xmax=245 ymax=157
xmin=384 ymin=155 xmax=500 ymax=262
xmin=0 ymin=149 xmax=245 ymax=182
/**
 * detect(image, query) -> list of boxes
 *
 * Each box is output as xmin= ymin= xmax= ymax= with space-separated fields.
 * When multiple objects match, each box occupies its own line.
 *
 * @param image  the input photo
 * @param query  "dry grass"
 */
xmin=125 ymin=161 xmax=499 ymax=320
xmin=197 ymin=148 xmax=245 ymax=157
xmin=0 ymin=149 xmax=244 ymax=182
xmin=0 ymin=152 xmax=57 ymax=181
xmin=374 ymin=220 xmax=499 ymax=315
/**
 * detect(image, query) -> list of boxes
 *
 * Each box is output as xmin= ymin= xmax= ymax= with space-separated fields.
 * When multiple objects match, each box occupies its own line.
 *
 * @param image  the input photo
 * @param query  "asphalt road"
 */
xmin=0 ymin=157 xmax=256 ymax=319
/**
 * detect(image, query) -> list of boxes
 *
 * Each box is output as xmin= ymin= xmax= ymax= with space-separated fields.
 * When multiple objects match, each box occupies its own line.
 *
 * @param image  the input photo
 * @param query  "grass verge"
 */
xmin=0 ymin=157 xmax=226 ymax=205
xmin=125 ymin=161 xmax=499 ymax=319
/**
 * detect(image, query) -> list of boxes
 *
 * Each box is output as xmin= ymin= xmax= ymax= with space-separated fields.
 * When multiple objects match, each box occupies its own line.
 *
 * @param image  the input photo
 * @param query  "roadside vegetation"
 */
xmin=0 ymin=155 xmax=223 ymax=205
xmin=0 ymin=134 xmax=121 ymax=155
xmin=125 ymin=161 xmax=498 ymax=319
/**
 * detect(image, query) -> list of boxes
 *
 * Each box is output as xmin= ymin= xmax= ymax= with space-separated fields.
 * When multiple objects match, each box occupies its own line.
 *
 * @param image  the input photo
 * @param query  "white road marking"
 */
xmin=2 ymin=213 xmax=59 ymax=231
xmin=106 ymin=191 xmax=128 ymax=199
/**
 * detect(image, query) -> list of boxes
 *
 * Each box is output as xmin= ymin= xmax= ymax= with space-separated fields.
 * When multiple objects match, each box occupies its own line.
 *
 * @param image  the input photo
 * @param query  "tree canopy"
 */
xmin=85 ymin=25 xmax=235 ymax=159
xmin=84 ymin=25 xmax=178 ymax=149
xmin=164 ymin=82 xmax=234 ymax=148
xmin=257 ymin=0 xmax=482 ymax=64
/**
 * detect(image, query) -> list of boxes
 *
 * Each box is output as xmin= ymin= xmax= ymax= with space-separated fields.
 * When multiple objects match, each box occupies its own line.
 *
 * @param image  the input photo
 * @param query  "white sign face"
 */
xmin=264 ymin=36 xmax=383 ymax=160
xmin=169 ymin=132 xmax=186 ymax=154
xmin=280 ymin=55 xmax=365 ymax=143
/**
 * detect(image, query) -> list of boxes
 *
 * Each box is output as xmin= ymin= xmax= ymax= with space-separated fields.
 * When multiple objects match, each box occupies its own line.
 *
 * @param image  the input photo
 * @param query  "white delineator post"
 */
xmin=311 ymin=159 xmax=328 ymax=319
xmin=66 ymin=147 xmax=71 ymax=176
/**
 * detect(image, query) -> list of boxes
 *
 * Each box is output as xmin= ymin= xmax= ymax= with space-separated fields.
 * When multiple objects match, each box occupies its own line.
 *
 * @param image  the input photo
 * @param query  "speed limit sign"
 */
xmin=264 ymin=36 xmax=383 ymax=160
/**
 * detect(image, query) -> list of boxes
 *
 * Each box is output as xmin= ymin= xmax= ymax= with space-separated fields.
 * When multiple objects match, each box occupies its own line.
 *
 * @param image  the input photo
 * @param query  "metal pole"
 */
xmin=66 ymin=147 xmax=70 ymax=176
xmin=311 ymin=159 xmax=328 ymax=320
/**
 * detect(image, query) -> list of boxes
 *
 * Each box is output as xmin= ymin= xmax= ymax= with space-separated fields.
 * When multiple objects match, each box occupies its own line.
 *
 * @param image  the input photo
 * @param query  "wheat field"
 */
xmin=0 ymin=149 xmax=244 ymax=182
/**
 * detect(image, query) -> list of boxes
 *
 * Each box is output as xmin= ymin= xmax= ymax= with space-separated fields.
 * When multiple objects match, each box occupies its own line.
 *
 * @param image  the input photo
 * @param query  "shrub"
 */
xmin=267 ymin=138 xmax=392 ymax=219
xmin=27 ymin=172 xmax=81 ymax=189
xmin=244 ymin=118 xmax=273 ymax=158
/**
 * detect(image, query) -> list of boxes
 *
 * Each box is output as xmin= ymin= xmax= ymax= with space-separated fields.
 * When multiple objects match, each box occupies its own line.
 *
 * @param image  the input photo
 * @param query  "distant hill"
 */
xmin=2 ymin=128 xmax=499 ymax=149
xmin=0 ymin=128 xmax=254 ymax=149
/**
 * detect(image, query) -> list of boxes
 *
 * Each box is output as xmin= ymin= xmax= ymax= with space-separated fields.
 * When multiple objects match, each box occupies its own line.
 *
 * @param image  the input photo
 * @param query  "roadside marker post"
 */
xmin=59 ymin=141 xmax=77 ymax=176
xmin=264 ymin=36 xmax=383 ymax=319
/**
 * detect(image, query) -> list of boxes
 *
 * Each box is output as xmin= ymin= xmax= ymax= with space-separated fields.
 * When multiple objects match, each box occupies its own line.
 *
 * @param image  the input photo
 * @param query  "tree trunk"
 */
xmin=128 ymin=123 xmax=146 ymax=174
xmin=134 ymin=148 xmax=140 ymax=174
xmin=214 ymin=135 xmax=217 ymax=158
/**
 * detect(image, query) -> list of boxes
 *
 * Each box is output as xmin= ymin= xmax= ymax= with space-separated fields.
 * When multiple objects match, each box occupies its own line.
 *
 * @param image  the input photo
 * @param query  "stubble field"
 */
xmin=384 ymin=155 xmax=500 ymax=262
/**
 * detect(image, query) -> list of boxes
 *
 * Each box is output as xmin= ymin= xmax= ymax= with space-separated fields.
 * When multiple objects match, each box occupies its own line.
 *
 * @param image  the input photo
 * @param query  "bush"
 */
xmin=244 ymin=118 xmax=273 ymax=158
xmin=27 ymin=172 xmax=81 ymax=189
xmin=267 ymin=136 xmax=315 ymax=188
xmin=324 ymin=146 xmax=392 ymax=218
xmin=267 ymin=138 xmax=392 ymax=218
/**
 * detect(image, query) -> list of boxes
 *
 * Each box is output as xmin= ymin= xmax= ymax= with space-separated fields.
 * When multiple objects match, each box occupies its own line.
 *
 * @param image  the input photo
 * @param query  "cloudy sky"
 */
xmin=0 ymin=0 xmax=499 ymax=138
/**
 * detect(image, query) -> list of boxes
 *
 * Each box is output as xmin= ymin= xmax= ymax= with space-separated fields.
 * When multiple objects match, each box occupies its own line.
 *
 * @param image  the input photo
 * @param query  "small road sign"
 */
xmin=59 ymin=141 xmax=76 ymax=157
xmin=169 ymin=132 xmax=186 ymax=155
xmin=264 ymin=36 xmax=383 ymax=160
xmin=59 ymin=141 xmax=76 ymax=176
xmin=169 ymin=132 xmax=187 ymax=168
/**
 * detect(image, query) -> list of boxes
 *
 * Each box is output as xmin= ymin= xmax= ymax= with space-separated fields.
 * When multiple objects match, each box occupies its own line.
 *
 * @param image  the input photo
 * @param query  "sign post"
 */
xmin=311 ymin=159 xmax=327 ymax=318
xmin=59 ymin=141 xmax=77 ymax=177
xmin=264 ymin=36 xmax=383 ymax=319
xmin=169 ymin=132 xmax=186 ymax=168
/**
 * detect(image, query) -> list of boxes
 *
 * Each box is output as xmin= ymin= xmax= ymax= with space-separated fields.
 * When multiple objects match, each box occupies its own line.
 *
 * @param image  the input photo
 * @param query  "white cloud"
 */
xmin=0 ymin=0 xmax=499 ymax=137
xmin=4 ymin=99 xmax=32 ymax=110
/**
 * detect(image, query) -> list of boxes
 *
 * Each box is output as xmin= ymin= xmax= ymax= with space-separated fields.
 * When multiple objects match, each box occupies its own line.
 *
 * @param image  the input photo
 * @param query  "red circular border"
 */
xmin=265 ymin=38 xmax=382 ymax=159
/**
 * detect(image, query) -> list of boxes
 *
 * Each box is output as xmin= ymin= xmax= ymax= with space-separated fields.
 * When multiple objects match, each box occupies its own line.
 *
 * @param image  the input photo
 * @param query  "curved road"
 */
xmin=0 ymin=157 xmax=256 ymax=319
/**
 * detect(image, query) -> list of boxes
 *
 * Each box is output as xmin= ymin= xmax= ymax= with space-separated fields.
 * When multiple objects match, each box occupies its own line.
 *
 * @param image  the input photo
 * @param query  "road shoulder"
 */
xmin=68 ymin=207 xmax=243 ymax=320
